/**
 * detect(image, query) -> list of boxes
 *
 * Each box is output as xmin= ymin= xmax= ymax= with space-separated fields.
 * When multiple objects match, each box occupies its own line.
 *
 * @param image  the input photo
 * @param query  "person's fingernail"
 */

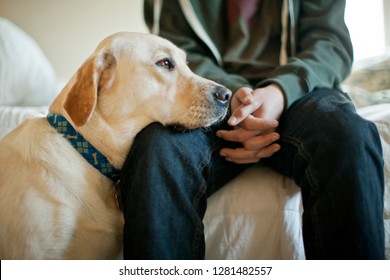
xmin=244 ymin=96 xmax=253 ymax=103
xmin=228 ymin=116 xmax=237 ymax=126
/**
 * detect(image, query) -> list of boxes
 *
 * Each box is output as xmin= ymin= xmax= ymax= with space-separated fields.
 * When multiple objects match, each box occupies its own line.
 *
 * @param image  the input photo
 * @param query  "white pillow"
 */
xmin=0 ymin=17 xmax=57 ymax=106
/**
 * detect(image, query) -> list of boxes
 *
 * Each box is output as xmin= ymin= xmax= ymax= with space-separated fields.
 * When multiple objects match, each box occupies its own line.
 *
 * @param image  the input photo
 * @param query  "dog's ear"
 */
xmin=64 ymin=52 xmax=117 ymax=127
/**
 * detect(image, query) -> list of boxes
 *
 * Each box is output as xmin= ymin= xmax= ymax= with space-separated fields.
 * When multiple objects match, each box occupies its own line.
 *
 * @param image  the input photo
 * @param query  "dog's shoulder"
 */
xmin=0 ymin=117 xmax=60 ymax=161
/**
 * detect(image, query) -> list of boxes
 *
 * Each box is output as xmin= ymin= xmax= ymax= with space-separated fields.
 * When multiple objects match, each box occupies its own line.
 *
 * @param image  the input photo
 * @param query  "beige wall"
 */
xmin=0 ymin=0 xmax=148 ymax=80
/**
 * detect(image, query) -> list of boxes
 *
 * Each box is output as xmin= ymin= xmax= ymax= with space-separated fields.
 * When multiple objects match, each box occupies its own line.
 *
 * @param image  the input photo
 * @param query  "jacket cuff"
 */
xmin=221 ymin=75 xmax=252 ymax=93
xmin=256 ymin=67 xmax=309 ymax=108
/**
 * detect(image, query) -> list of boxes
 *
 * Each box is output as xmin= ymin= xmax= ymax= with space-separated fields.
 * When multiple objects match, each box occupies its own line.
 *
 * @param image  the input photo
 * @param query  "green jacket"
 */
xmin=144 ymin=0 xmax=353 ymax=108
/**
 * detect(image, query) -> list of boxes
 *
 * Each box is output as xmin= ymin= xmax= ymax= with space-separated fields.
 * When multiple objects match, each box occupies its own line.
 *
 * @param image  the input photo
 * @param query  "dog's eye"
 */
xmin=156 ymin=58 xmax=175 ymax=70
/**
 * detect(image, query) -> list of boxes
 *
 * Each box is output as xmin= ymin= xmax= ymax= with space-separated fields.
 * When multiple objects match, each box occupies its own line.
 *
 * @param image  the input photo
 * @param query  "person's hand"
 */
xmin=216 ymin=84 xmax=285 ymax=164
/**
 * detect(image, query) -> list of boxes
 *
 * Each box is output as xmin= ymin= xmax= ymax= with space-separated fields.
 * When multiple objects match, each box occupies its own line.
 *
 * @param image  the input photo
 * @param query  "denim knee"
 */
xmin=279 ymin=89 xmax=382 ymax=161
xmin=125 ymin=123 xmax=180 ymax=164
xmin=120 ymin=122 xmax=211 ymax=201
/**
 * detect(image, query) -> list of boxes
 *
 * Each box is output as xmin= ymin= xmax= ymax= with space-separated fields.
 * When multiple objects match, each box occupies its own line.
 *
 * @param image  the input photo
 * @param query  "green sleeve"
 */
xmin=257 ymin=0 xmax=354 ymax=108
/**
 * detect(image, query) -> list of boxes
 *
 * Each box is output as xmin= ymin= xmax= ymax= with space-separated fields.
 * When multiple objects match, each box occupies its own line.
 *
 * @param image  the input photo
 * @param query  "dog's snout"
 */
xmin=213 ymin=86 xmax=232 ymax=106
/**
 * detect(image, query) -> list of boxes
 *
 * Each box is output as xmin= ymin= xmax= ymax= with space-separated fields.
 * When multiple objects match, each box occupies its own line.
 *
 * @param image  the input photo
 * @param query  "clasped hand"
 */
xmin=216 ymin=84 xmax=285 ymax=164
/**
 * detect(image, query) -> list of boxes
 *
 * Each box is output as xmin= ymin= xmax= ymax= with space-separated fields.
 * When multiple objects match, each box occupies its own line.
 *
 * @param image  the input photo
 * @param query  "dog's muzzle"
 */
xmin=169 ymin=85 xmax=232 ymax=132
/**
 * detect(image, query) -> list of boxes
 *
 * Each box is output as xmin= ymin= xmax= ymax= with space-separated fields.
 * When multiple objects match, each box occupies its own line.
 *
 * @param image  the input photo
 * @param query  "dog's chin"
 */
xmin=169 ymin=111 xmax=227 ymax=132
xmin=168 ymin=124 xmax=189 ymax=132
xmin=167 ymin=122 xmax=200 ymax=132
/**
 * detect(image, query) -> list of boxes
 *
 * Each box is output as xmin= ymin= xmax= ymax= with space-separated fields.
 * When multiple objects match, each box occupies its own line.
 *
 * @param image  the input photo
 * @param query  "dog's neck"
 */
xmin=76 ymin=114 xmax=153 ymax=168
xmin=47 ymin=114 xmax=122 ymax=181
xmin=47 ymin=113 xmax=152 ymax=179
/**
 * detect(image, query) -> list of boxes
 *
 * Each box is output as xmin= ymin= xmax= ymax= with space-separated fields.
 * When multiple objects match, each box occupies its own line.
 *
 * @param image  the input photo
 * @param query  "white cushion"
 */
xmin=0 ymin=17 xmax=56 ymax=106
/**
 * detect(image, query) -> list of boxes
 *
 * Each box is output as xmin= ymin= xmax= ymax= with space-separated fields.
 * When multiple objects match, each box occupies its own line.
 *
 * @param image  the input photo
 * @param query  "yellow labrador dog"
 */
xmin=0 ymin=32 xmax=231 ymax=259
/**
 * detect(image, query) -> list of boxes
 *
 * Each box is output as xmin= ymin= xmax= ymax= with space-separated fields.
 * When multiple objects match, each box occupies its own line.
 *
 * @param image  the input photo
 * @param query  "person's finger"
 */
xmin=220 ymin=147 xmax=260 ymax=163
xmin=239 ymin=115 xmax=279 ymax=131
xmin=216 ymin=128 xmax=259 ymax=143
xmin=220 ymin=143 xmax=281 ymax=164
xmin=227 ymin=102 xmax=256 ymax=126
xmin=256 ymin=143 xmax=281 ymax=158
xmin=233 ymin=88 xmax=254 ymax=105
xmin=224 ymin=157 xmax=261 ymax=164
xmin=243 ymin=132 xmax=280 ymax=150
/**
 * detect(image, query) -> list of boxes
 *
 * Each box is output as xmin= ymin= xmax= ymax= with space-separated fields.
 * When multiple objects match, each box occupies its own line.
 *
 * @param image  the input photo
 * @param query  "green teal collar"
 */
xmin=47 ymin=113 xmax=120 ymax=181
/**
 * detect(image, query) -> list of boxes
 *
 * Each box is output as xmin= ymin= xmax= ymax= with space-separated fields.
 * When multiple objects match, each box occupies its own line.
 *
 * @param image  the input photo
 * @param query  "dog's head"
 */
xmin=52 ymin=32 xmax=231 ymax=131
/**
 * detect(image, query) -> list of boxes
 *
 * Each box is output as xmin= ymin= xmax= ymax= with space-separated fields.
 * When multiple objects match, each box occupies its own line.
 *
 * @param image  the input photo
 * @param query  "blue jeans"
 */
xmin=120 ymin=88 xmax=385 ymax=259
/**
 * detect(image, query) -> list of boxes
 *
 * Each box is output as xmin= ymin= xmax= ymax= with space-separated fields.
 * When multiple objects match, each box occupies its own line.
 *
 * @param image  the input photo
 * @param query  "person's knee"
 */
xmin=124 ymin=122 xmax=212 ymax=169
xmin=283 ymin=89 xmax=382 ymax=156
xmin=314 ymin=105 xmax=380 ymax=155
xmin=297 ymin=88 xmax=354 ymax=117
xmin=129 ymin=122 xmax=177 ymax=159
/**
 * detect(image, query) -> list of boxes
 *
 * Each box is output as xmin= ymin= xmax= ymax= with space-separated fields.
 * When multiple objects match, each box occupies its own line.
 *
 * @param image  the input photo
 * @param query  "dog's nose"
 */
xmin=213 ymin=86 xmax=232 ymax=106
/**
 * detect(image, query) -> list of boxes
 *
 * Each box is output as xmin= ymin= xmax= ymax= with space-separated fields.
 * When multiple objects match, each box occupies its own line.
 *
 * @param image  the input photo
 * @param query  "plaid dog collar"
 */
xmin=46 ymin=113 xmax=120 ymax=181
